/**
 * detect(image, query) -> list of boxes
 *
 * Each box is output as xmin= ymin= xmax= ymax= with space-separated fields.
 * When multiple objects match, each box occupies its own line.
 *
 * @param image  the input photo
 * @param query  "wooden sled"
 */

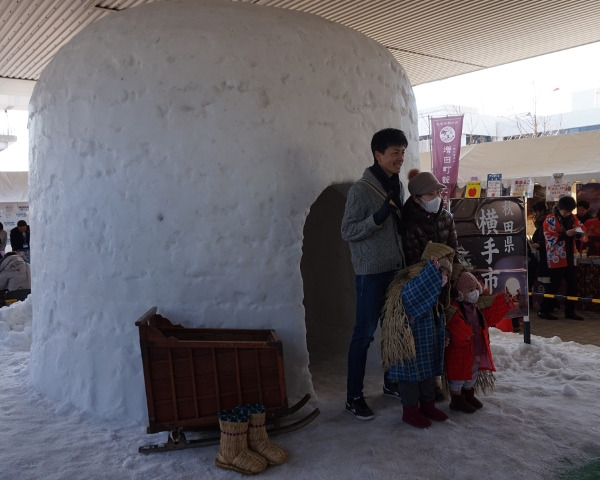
xmin=136 ymin=307 xmax=319 ymax=454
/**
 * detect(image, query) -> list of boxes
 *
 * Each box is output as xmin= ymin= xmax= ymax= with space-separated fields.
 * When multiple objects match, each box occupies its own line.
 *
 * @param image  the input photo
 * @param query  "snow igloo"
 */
xmin=28 ymin=0 xmax=418 ymax=422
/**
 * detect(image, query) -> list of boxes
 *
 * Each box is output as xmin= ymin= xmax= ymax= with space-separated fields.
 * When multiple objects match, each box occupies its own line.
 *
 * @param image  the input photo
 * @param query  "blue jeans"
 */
xmin=347 ymin=270 xmax=397 ymax=399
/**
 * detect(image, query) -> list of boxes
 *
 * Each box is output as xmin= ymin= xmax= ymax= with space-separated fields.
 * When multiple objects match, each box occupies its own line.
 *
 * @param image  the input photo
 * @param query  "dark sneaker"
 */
xmin=383 ymin=383 xmax=402 ymax=401
xmin=565 ymin=313 xmax=584 ymax=321
xmin=345 ymin=396 xmax=374 ymax=420
xmin=538 ymin=311 xmax=558 ymax=320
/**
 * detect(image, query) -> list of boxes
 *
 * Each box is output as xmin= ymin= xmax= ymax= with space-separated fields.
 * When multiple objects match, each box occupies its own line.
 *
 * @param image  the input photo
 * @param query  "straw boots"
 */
xmin=215 ymin=404 xmax=288 ymax=475
xmin=247 ymin=405 xmax=288 ymax=466
xmin=215 ymin=410 xmax=268 ymax=475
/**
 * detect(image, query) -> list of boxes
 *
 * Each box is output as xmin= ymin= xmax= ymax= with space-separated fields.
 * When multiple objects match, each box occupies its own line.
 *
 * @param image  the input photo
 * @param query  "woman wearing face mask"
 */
xmin=445 ymin=270 xmax=514 ymax=413
xmin=402 ymin=170 xmax=458 ymax=267
xmin=402 ymin=169 xmax=458 ymax=401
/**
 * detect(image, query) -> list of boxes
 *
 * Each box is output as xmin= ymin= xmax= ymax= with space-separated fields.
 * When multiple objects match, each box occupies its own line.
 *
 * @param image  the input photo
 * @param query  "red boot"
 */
xmin=419 ymin=400 xmax=448 ymax=422
xmin=402 ymin=405 xmax=432 ymax=429
xmin=462 ymin=388 xmax=483 ymax=409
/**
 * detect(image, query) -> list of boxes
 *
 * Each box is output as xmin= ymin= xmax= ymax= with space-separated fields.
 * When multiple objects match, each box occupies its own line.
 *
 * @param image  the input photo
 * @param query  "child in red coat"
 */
xmin=445 ymin=271 xmax=514 ymax=413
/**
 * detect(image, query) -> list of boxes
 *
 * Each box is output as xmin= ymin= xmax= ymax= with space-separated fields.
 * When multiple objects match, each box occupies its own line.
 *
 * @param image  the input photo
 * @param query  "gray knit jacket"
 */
xmin=341 ymin=167 xmax=406 ymax=275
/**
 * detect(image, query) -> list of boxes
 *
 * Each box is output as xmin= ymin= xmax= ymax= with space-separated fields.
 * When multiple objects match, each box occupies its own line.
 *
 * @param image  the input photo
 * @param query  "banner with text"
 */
xmin=486 ymin=173 xmax=503 ymax=198
xmin=511 ymin=178 xmax=534 ymax=198
xmin=546 ymin=183 xmax=571 ymax=201
xmin=449 ymin=197 xmax=528 ymax=317
xmin=431 ymin=115 xmax=464 ymax=204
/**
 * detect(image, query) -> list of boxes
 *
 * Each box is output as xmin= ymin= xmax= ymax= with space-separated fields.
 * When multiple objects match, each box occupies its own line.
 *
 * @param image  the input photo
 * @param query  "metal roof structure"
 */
xmin=1 ymin=0 xmax=600 ymax=86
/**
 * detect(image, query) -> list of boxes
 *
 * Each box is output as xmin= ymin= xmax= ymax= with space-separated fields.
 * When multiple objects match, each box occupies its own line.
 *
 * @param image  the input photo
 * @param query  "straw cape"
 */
xmin=381 ymin=242 xmax=455 ymax=380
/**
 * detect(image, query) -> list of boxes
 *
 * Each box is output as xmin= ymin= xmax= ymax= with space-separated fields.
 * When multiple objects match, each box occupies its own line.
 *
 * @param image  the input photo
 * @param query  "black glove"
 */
xmin=373 ymin=191 xmax=398 ymax=225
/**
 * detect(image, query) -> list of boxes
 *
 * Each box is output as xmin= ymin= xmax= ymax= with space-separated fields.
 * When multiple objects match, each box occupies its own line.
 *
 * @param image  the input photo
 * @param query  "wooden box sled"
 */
xmin=136 ymin=307 xmax=319 ymax=453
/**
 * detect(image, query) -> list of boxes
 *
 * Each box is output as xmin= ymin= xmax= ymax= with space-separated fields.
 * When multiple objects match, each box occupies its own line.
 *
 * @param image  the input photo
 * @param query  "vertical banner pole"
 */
xmin=524 ymin=196 xmax=530 ymax=344
xmin=428 ymin=115 xmax=433 ymax=171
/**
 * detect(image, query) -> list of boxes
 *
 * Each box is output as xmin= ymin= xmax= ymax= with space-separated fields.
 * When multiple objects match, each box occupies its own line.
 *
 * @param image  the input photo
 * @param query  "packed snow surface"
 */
xmin=1 ymin=301 xmax=599 ymax=479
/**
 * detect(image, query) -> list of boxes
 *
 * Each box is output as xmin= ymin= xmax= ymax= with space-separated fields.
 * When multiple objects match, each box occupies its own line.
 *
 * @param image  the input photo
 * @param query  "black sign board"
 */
xmin=449 ymin=197 xmax=528 ymax=317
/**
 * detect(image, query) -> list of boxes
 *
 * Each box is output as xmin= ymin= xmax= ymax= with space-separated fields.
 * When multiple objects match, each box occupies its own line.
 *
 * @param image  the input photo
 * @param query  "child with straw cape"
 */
xmin=381 ymin=242 xmax=454 ymax=429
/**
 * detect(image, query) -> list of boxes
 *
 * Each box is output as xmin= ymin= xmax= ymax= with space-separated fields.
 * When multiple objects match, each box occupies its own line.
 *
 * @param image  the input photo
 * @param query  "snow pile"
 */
xmin=0 ymin=297 xmax=32 ymax=351
xmin=1 ymin=313 xmax=599 ymax=477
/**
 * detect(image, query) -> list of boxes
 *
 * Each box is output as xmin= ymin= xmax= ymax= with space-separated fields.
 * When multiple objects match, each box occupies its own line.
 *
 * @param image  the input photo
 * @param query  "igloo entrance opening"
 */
xmin=300 ymin=184 xmax=356 ymax=392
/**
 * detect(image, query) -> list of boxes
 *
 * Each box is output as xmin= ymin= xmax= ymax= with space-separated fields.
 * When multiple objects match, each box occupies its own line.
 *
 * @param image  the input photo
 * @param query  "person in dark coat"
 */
xmin=530 ymin=201 xmax=554 ymax=310
xmin=402 ymin=170 xmax=458 ymax=267
xmin=402 ymin=169 xmax=458 ymax=401
xmin=10 ymin=220 xmax=30 ymax=252
xmin=0 ymin=222 xmax=7 ymax=255
xmin=576 ymin=200 xmax=593 ymax=224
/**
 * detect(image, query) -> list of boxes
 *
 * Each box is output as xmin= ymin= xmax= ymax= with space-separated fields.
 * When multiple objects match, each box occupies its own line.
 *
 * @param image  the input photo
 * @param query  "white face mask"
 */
xmin=419 ymin=196 xmax=441 ymax=213
xmin=441 ymin=275 xmax=448 ymax=287
xmin=464 ymin=290 xmax=480 ymax=304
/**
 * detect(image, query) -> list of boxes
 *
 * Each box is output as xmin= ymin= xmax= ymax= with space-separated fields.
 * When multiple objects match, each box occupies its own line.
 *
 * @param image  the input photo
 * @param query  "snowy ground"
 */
xmin=1 ymin=300 xmax=599 ymax=479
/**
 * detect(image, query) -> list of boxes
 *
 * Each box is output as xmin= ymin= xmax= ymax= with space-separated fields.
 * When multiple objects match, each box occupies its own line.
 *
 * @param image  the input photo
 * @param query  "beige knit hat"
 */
xmin=408 ymin=172 xmax=446 ymax=196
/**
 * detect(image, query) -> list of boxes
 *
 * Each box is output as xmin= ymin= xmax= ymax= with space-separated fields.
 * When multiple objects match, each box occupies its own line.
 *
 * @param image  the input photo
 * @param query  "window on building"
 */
xmin=465 ymin=134 xmax=492 ymax=144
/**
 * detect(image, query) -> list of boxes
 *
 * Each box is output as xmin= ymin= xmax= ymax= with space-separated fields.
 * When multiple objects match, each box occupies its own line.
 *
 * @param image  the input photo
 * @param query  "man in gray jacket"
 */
xmin=341 ymin=128 xmax=407 ymax=420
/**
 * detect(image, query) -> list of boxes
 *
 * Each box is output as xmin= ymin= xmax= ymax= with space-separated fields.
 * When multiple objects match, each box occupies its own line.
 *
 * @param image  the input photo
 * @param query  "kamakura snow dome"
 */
xmin=28 ymin=0 xmax=418 ymax=421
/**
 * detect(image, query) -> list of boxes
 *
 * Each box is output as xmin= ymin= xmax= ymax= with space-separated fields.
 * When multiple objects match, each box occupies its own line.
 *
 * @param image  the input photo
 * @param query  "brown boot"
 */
xmin=248 ymin=411 xmax=288 ymax=466
xmin=402 ymin=405 xmax=432 ymax=428
xmin=462 ymin=388 xmax=483 ymax=409
xmin=215 ymin=415 xmax=268 ymax=475
xmin=449 ymin=394 xmax=476 ymax=413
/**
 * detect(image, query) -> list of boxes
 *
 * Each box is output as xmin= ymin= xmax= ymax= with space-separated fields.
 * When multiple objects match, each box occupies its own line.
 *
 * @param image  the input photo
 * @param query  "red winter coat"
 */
xmin=445 ymin=293 xmax=514 ymax=381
